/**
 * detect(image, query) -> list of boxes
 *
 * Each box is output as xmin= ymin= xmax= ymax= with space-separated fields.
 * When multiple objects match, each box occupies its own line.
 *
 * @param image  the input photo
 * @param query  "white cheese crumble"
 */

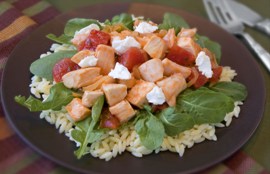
xmin=146 ymin=86 xmax=166 ymax=105
xmin=112 ymin=36 xmax=141 ymax=54
xmin=108 ymin=62 xmax=131 ymax=80
xmin=196 ymin=51 xmax=213 ymax=78
xmin=71 ymin=24 xmax=100 ymax=44
xmin=78 ymin=55 xmax=98 ymax=68
xmin=134 ymin=21 xmax=158 ymax=34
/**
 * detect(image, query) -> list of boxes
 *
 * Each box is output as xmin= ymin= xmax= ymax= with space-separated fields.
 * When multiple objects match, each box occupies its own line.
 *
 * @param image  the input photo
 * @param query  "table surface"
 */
xmin=1 ymin=0 xmax=270 ymax=173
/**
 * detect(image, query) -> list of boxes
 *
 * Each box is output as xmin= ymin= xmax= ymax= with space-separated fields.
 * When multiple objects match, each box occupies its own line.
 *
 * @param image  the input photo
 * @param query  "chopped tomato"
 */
xmin=79 ymin=30 xmax=110 ymax=51
xmin=193 ymin=68 xmax=208 ymax=89
xmin=100 ymin=109 xmax=120 ymax=129
xmin=209 ymin=66 xmax=223 ymax=83
xmin=151 ymin=103 xmax=168 ymax=113
xmin=167 ymin=44 xmax=195 ymax=67
xmin=118 ymin=47 xmax=148 ymax=71
xmin=52 ymin=58 xmax=80 ymax=82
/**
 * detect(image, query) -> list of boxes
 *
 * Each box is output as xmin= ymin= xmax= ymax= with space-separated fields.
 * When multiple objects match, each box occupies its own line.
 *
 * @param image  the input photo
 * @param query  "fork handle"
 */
xmin=242 ymin=32 xmax=270 ymax=72
xmin=256 ymin=19 xmax=270 ymax=36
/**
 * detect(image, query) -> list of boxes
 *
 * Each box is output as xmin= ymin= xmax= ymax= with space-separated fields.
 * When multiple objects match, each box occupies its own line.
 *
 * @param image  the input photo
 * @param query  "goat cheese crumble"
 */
xmin=112 ymin=36 xmax=141 ymax=54
xmin=109 ymin=62 xmax=131 ymax=80
xmin=146 ymin=86 xmax=166 ymax=105
xmin=196 ymin=51 xmax=213 ymax=78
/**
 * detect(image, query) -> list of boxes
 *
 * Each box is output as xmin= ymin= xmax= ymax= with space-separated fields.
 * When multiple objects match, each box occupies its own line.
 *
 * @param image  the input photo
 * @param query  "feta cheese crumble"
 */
xmin=112 ymin=36 xmax=141 ymax=54
xmin=196 ymin=51 xmax=213 ymax=78
xmin=146 ymin=86 xmax=166 ymax=105
xmin=134 ymin=21 xmax=158 ymax=34
xmin=71 ymin=24 xmax=100 ymax=44
xmin=109 ymin=62 xmax=131 ymax=80
xmin=78 ymin=55 xmax=98 ymax=68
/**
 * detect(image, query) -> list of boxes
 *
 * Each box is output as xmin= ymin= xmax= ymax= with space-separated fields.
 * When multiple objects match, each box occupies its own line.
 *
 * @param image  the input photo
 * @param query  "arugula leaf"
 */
xmin=74 ymin=95 xmax=104 ymax=159
xmin=158 ymin=107 xmax=194 ymax=136
xmin=135 ymin=110 xmax=165 ymax=150
xmin=196 ymin=35 xmax=221 ymax=63
xmin=211 ymin=82 xmax=248 ymax=101
xmin=111 ymin=13 xmax=133 ymax=30
xmin=64 ymin=18 xmax=101 ymax=37
xmin=46 ymin=34 xmax=72 ymax=44
xmin=15 ymin=83 xmax=73 ymax=111
xmin=30 ymin=50 xmax=77 ymax=81
xmin=177 ymin=87 xmax=234 ymax=124
xmin=158 ymin=13 xmax=189 ymax=34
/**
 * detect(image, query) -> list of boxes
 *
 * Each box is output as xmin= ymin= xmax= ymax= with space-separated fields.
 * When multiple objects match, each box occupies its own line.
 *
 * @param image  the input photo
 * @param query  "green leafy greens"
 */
xmin=196 ymin=35 xmax=221 ymax=63
xmin=135 ymin=106 xmax=165 ymax=150
xmin=111 ymin=13 xmax=134 ymax=30
xmin=159 ymin=12 xmax=190 ymax=34
xmin=46 ymin=18 xmax=101 ymax=44
xmin=73 ymin=95 xmax=105 ymax=159
xmin=30 ymin=50 xmax=77 ymax=81
xmin=211 ymin=82 xmax=248 ymax=101
xmin=14 ymin=83 xmax=74 ymax=111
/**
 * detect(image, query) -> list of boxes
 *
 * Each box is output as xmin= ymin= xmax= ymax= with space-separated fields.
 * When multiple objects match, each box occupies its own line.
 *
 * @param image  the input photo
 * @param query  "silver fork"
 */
xmin=203 ymin=0 xmax=270 ymax=73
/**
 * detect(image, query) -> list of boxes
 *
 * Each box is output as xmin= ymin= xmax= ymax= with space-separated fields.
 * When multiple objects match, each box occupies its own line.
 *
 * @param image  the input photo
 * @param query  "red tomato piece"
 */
xmin=167 ymin=44 xmax=195 ymax=67
xmin=193 ymin=68 xmax=208 ymax=89
xmin=100 ymin=110 xmax=120 ymax=129
xmin=79 ymin=30 xmax=110 ymax=51
xmin=209 ymin=66 xmax=223 ymax=83
xmin=52 ymin=58 xmax=80 ymax=82
xmin=151 ymin=103 xmax=169 ymax=113
xmin=118 ymin=47 xmax=148 ymax=71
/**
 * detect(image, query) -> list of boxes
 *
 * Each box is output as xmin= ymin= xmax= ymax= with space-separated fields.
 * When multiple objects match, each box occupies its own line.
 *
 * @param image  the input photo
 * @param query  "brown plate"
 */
xmin=1 ymin=2 xmax=266 ymax=174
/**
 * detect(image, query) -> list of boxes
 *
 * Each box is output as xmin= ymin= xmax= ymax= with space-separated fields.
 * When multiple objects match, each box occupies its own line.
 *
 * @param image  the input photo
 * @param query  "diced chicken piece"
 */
xmin=95 ymin=45 xmax=115 ymax=75
xmin=163 ymin=28 xmax=176 ymax=48
xmin=177 ymin=37 xmax=201 ymax=57
xmin=82 ymin=90 xmax=104 ymax=107
xmin=71 ymin=50 xmax=94 ymax=64
xmin=143 ymin=35 xmax=167 ymax=59
xmin=127 ymin=80 xmax=155 ymax=108
xmin=138 ymin=58 xmax=164 ymax=82
xmin=162 ymin=58 xmax=191 ymax=78
xmin=83 ymin=76 xmax=115 ymax=91
xmin=102 ymin=84 xmax=127 ymax=106
xmin=109 ymin=100 xmax=136 ymax=123
xmin=118 ymin=75 xmax=136 ymax=88
xmin=62 ymin=67 xmax=100 ymax=89
xmin=66 ymin=98 xmax=91 ymax=122
xmin=178 ymin=28 xmax=197 ymax=38
xmin=156 ymin=73 xmax=187 ymax=106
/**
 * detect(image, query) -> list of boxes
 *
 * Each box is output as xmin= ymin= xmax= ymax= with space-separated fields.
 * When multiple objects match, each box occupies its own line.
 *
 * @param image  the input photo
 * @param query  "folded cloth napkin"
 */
xmin=0 ymin=0 xmax=59 ymax=173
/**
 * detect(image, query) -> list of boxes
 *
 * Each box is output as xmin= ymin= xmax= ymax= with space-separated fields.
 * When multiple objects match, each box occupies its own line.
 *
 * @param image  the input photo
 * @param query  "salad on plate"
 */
xmin=15 ymin=13 xmax=247 ymax=161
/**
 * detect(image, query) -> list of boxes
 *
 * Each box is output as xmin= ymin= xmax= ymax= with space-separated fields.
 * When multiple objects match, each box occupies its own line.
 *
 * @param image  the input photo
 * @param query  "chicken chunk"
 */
xmin=127 ymin=80 xmax=155 ymax=108
xmin=178 ymin=28 xmax=197 ymax=38
xmin=82 ymin=90 xmax=104 ymax=107
xmin=118 ymin=75 xmax=136 ymax=88
xmin=71 ymin=50 xmax=94 ymax=64
xmin=143 ymin=35 xmax=167 ymax=59
xmin=162 ymin=58 xmax=191 ymax=78
xmin=83 ymin=76 xmax=115 ymax=91
xmin=66 ymin=98 xmax=91 ymax=122
xmin=138 ymin=58 xmax=164 ymax=82
xmin=109 ymin=100 xmax=136 ymax=123
xmin=102 ymin=84 xmax=127 ymax=106
xmin=177 ymin=37 xmax=201 ymax=57
xmin=163 ymin=28 xmax=176 ymax=48
xmin=62 ymin=67 xmax=101 ymax=89
xmin=96 ymin=45 xmax=115 ymax=75
xmin=156 ymin=73 xmax=187 ymax=106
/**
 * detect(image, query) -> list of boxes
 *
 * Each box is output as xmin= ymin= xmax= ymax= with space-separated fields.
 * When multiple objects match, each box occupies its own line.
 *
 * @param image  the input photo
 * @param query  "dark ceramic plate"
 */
xmin=1 ymin=2 xmax=266 ymax=174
